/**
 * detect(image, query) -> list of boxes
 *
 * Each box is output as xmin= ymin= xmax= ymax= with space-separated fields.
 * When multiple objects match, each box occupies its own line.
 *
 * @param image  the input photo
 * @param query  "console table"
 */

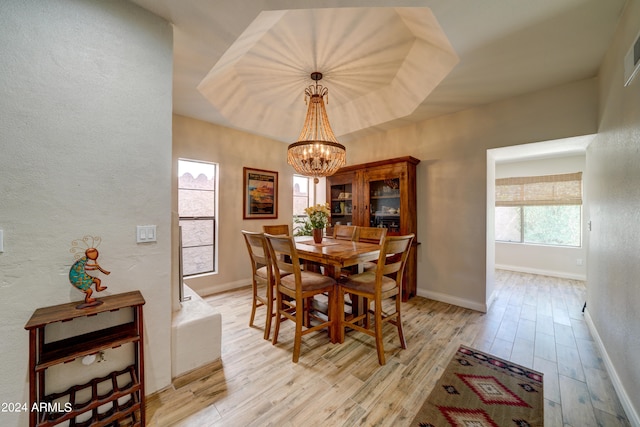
xmin=25 ymin=291 xmax=145 ymax=426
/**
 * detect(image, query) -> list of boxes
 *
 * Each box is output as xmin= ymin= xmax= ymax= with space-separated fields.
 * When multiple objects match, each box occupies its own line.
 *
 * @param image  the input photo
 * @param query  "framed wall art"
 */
xmin=243 ymin=167 xmax=278 ymax=219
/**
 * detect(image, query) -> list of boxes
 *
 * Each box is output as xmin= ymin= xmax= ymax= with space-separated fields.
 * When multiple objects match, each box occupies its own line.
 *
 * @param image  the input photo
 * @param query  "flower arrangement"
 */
xmin=304 ymin=203 xmax=331 ymax=229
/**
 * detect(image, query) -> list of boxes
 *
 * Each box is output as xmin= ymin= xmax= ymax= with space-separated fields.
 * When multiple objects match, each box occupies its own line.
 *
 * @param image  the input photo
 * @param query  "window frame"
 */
xmin=293 ymin=174 xmax=315 ymax=234
xmin=495 ymin=172 xmax=583 ymax=248
xmin=178 ymin=159 xmax=218 ymax=277
xmin=495 ymin=205 xmax=582 ymax=247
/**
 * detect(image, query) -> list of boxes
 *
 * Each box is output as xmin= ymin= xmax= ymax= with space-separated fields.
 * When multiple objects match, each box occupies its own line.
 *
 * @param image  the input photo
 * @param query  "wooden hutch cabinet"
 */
xmin=327 ymin=156 xmax=420 ymax=300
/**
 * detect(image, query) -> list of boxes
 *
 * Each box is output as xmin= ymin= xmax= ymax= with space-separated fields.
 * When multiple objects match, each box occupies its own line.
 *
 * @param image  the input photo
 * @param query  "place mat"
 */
xmin=298 ymin=239 xmax=340 ymax=247
xmin=411 ymin=345 xmax=543 ymax=427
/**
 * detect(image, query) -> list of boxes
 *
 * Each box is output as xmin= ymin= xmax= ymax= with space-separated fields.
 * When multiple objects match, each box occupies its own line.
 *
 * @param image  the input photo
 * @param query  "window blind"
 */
xmin=495 ymin=172 xmax=582 ymax=207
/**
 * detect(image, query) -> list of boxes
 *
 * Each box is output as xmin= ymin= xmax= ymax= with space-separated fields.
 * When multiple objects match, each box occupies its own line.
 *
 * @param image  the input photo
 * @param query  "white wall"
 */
xmin=494 ymin=155 xmax=587 ymax=280
xmin=0 ymin=1 xmax=173 ymax=425
xmin=586 ymin=0 xmax=640 ymax=422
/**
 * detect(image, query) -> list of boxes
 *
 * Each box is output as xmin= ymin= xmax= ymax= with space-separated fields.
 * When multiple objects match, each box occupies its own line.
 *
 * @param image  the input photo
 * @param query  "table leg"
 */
xmin=324 ymin=265 xmax=340 ymax=343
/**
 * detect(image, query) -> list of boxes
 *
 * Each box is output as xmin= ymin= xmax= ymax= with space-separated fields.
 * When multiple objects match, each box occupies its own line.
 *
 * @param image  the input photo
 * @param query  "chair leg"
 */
xmin=249 ymin=285 xmax=257 ymax=328
xmin=272 ymin=292 xmax=282 ymax=345
xmin=293 ymin=298 xmax=304 ymax=363
xmin=264 ymin=287 xmax=273 ymax=341
xmin=304 ymin=297 xmax=312 ymax=327
xmin=364 ymin=298 xmax=370 ymax=329
xmin=395 ymin=295 xmax=407 ymax=349
xmin=374 ymin=299 xmax=385 ymax=365
xmin=337 ymin=287 xmax=346 ymax=344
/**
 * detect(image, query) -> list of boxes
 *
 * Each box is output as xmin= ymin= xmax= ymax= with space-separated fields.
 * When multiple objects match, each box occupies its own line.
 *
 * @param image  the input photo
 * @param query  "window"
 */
xmin=495 ymin=172 xmax=582 ymax=247
xmin=178 ymin=159 xmax=217 ymax=276
xmin=293 ymin=175 xmax=313 ymax=234
xmin=293 ymin=175 xmax=311 ymax=215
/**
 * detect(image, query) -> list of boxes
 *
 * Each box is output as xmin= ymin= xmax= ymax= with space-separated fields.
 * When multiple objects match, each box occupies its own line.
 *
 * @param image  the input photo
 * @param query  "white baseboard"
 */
xmin=495 ymin=264 xmax=586 ymax=281
xmin=195 ymin=279 xmax=250 ymax=297
xmin=584 ymin=309 xmax=640 ymax=427
xmin=416 ymin=288 xmax=487 ymax=313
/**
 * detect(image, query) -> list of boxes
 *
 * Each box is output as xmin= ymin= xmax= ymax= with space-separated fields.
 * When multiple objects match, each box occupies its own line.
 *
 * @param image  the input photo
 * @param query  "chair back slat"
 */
xmin=242 ymin=231 xmax=269 ymax=269
xmin=355 ymin=226 xmax=387 ymax=245
xmin=263 ymin=224 xmax=290 ymax=236
xmin=264 ymin=234 xmax=301 ymax=279
xmin=333 ymin=224 xmax=357 ymax=241
xmin=377 ymin=234 xmax=414 ymax=279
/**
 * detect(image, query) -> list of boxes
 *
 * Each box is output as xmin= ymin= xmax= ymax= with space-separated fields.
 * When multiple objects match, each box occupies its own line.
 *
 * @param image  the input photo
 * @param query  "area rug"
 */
xmin=411 ymin=345 xmax=543 ymax=427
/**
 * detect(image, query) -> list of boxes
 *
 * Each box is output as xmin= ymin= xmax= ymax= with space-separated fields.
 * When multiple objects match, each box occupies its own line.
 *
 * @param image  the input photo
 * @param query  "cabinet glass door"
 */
xmin=329 ymin=182 xmax=354 ymax=227
xmin=368 ymin=178 xmax=401 ymax=234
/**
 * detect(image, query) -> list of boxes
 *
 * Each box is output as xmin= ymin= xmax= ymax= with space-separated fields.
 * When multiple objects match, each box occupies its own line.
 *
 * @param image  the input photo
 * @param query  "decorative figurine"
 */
xmin=69 ymin=235 xmax=110 ymax=308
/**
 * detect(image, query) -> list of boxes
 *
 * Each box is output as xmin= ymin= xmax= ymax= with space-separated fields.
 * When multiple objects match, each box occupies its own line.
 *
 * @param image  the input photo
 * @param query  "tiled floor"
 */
xmin=479 ymin=270 xmax=630 ymax=426
xmin=146 ymin=270 xmax=631 ymax=426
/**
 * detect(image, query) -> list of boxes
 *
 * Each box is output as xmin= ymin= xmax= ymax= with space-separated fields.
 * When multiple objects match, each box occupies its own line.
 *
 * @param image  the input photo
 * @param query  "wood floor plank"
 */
xmin=534 ymin=356 xmax=561 ymax=404
xmin=554 ymin=322 xmax=577 ymax=348
xmin=559 ymin=374 xmax=598 ymax=426
xmin=145 ymin=271 xmax=630 ymax=426
xmin=510 ymin=336 xmax=535 ymax=368
xmin=556 ymin=343 xmax=585 ymax=382
xmin=544 ymin=399 xmax=563 ymax=427
xmin=583 ymin=365 xmax=629 ymax=419
xmin=535 ymin=330 xmax=557 ymax=362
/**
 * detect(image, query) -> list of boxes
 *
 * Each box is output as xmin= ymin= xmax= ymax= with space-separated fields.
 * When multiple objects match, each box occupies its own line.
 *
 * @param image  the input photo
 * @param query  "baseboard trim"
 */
xmin=584 ymin=309 xmax=640 ymax=427
xmin=195 ymin=279 xmax=250 ymax=297
xmin=495 ymin=264 xmax=586 ymax=281
xmin=416 ymin=288 xmax=487 ymax=313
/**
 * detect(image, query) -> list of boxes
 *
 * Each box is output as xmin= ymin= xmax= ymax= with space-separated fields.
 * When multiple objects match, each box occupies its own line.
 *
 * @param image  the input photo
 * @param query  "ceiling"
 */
xmin=130 ymin=0 xmax=627 ymax=144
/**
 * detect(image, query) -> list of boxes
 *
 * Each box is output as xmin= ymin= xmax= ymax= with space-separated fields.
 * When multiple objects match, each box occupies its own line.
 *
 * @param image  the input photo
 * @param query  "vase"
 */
xmin=312 ymin=228 xmax=323 ymax=244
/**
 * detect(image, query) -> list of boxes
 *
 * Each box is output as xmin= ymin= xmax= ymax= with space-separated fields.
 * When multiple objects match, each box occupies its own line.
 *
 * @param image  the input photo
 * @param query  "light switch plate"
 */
xmin=137 ymin=225 xmax=157 ymax=243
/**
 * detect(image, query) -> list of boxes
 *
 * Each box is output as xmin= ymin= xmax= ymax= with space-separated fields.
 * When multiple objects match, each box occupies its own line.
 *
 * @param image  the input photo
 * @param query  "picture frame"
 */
xmin=243 ymin=167 xmax=278 ymax=219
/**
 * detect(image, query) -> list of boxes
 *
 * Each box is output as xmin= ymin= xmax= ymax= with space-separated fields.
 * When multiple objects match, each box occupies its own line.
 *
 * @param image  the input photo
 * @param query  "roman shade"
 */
xmin=495 ymin=172 xmax=582 ymax=207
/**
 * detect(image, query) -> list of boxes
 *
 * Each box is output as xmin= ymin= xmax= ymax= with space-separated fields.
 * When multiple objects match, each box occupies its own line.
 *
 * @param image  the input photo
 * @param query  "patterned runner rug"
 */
xmin=411 ymin=345 xmax=544 ymax=427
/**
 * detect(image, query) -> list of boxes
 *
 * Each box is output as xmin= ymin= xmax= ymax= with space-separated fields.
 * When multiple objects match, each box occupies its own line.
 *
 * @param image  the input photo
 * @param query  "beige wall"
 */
xmin=345 ymin=79 xmax=598 ymax=311
xmin=0 ymin=1 xmax=173 ymax=425
xmin=4 ymin=2 xmax=634 ymax=424
xmin=586 ymin=0 xmax=640 ymax=422
xmin=172 ymin=115 xmax=296 ymax=296
xmin=173 ymin=79 xmax=598 ymax=313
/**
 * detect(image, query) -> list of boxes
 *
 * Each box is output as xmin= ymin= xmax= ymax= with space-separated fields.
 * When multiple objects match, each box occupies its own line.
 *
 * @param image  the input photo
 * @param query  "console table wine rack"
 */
xmin=25 ymin=291 xmax=146 ymax=427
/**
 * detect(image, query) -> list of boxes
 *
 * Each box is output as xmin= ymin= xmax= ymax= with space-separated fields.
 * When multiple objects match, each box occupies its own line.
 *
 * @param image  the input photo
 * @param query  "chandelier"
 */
xmin=287 ymin=72 xmax=346 ymax=183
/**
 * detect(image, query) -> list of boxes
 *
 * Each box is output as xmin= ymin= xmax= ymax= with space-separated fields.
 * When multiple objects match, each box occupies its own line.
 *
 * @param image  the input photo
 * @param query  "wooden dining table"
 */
xmin=294 ymin=236 xmax=381 ymax=343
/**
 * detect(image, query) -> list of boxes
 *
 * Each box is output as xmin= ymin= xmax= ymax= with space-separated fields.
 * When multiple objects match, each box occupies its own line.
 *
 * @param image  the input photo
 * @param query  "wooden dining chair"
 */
xmin=262 ymin=224 xmax=290 ymax=236
xmin=265 ymin=233 xmax=336 ymax=363
xmin=241 ymin=230 xmax=280 ymax=340
xmin=263 ymin=224 xmax=294 ymax=265
xmin=332 ymin=224 xmax=357 ymax=241
xmin=355 ymin=227 xmax=387 ymax=272
xmin=355 ymin=226 xmax=387 ymax=245
xmin=337 ymin=233 xmax=415 ymax=365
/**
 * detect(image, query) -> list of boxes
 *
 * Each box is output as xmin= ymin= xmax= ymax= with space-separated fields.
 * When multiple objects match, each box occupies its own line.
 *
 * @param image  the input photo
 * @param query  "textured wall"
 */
xmin=0 ymin=1 xmax=173 ymax=424
xmin=586 ymin=0 xmax=640 ymax=422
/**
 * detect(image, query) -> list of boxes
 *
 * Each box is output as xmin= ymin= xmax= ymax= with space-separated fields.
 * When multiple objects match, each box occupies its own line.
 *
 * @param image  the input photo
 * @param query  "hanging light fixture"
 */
xmin=288 ymin=72 xmax=346 ymax=183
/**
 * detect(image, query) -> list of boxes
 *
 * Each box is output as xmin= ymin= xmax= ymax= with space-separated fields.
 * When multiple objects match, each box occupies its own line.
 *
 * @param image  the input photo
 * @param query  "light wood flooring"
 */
xmin=146 ymin=270 xmax=631 ymax=426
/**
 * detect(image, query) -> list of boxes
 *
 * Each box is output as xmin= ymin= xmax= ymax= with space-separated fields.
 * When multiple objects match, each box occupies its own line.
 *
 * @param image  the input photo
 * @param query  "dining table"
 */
xmin=294 ymin=236 xmax=381 ymax=343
